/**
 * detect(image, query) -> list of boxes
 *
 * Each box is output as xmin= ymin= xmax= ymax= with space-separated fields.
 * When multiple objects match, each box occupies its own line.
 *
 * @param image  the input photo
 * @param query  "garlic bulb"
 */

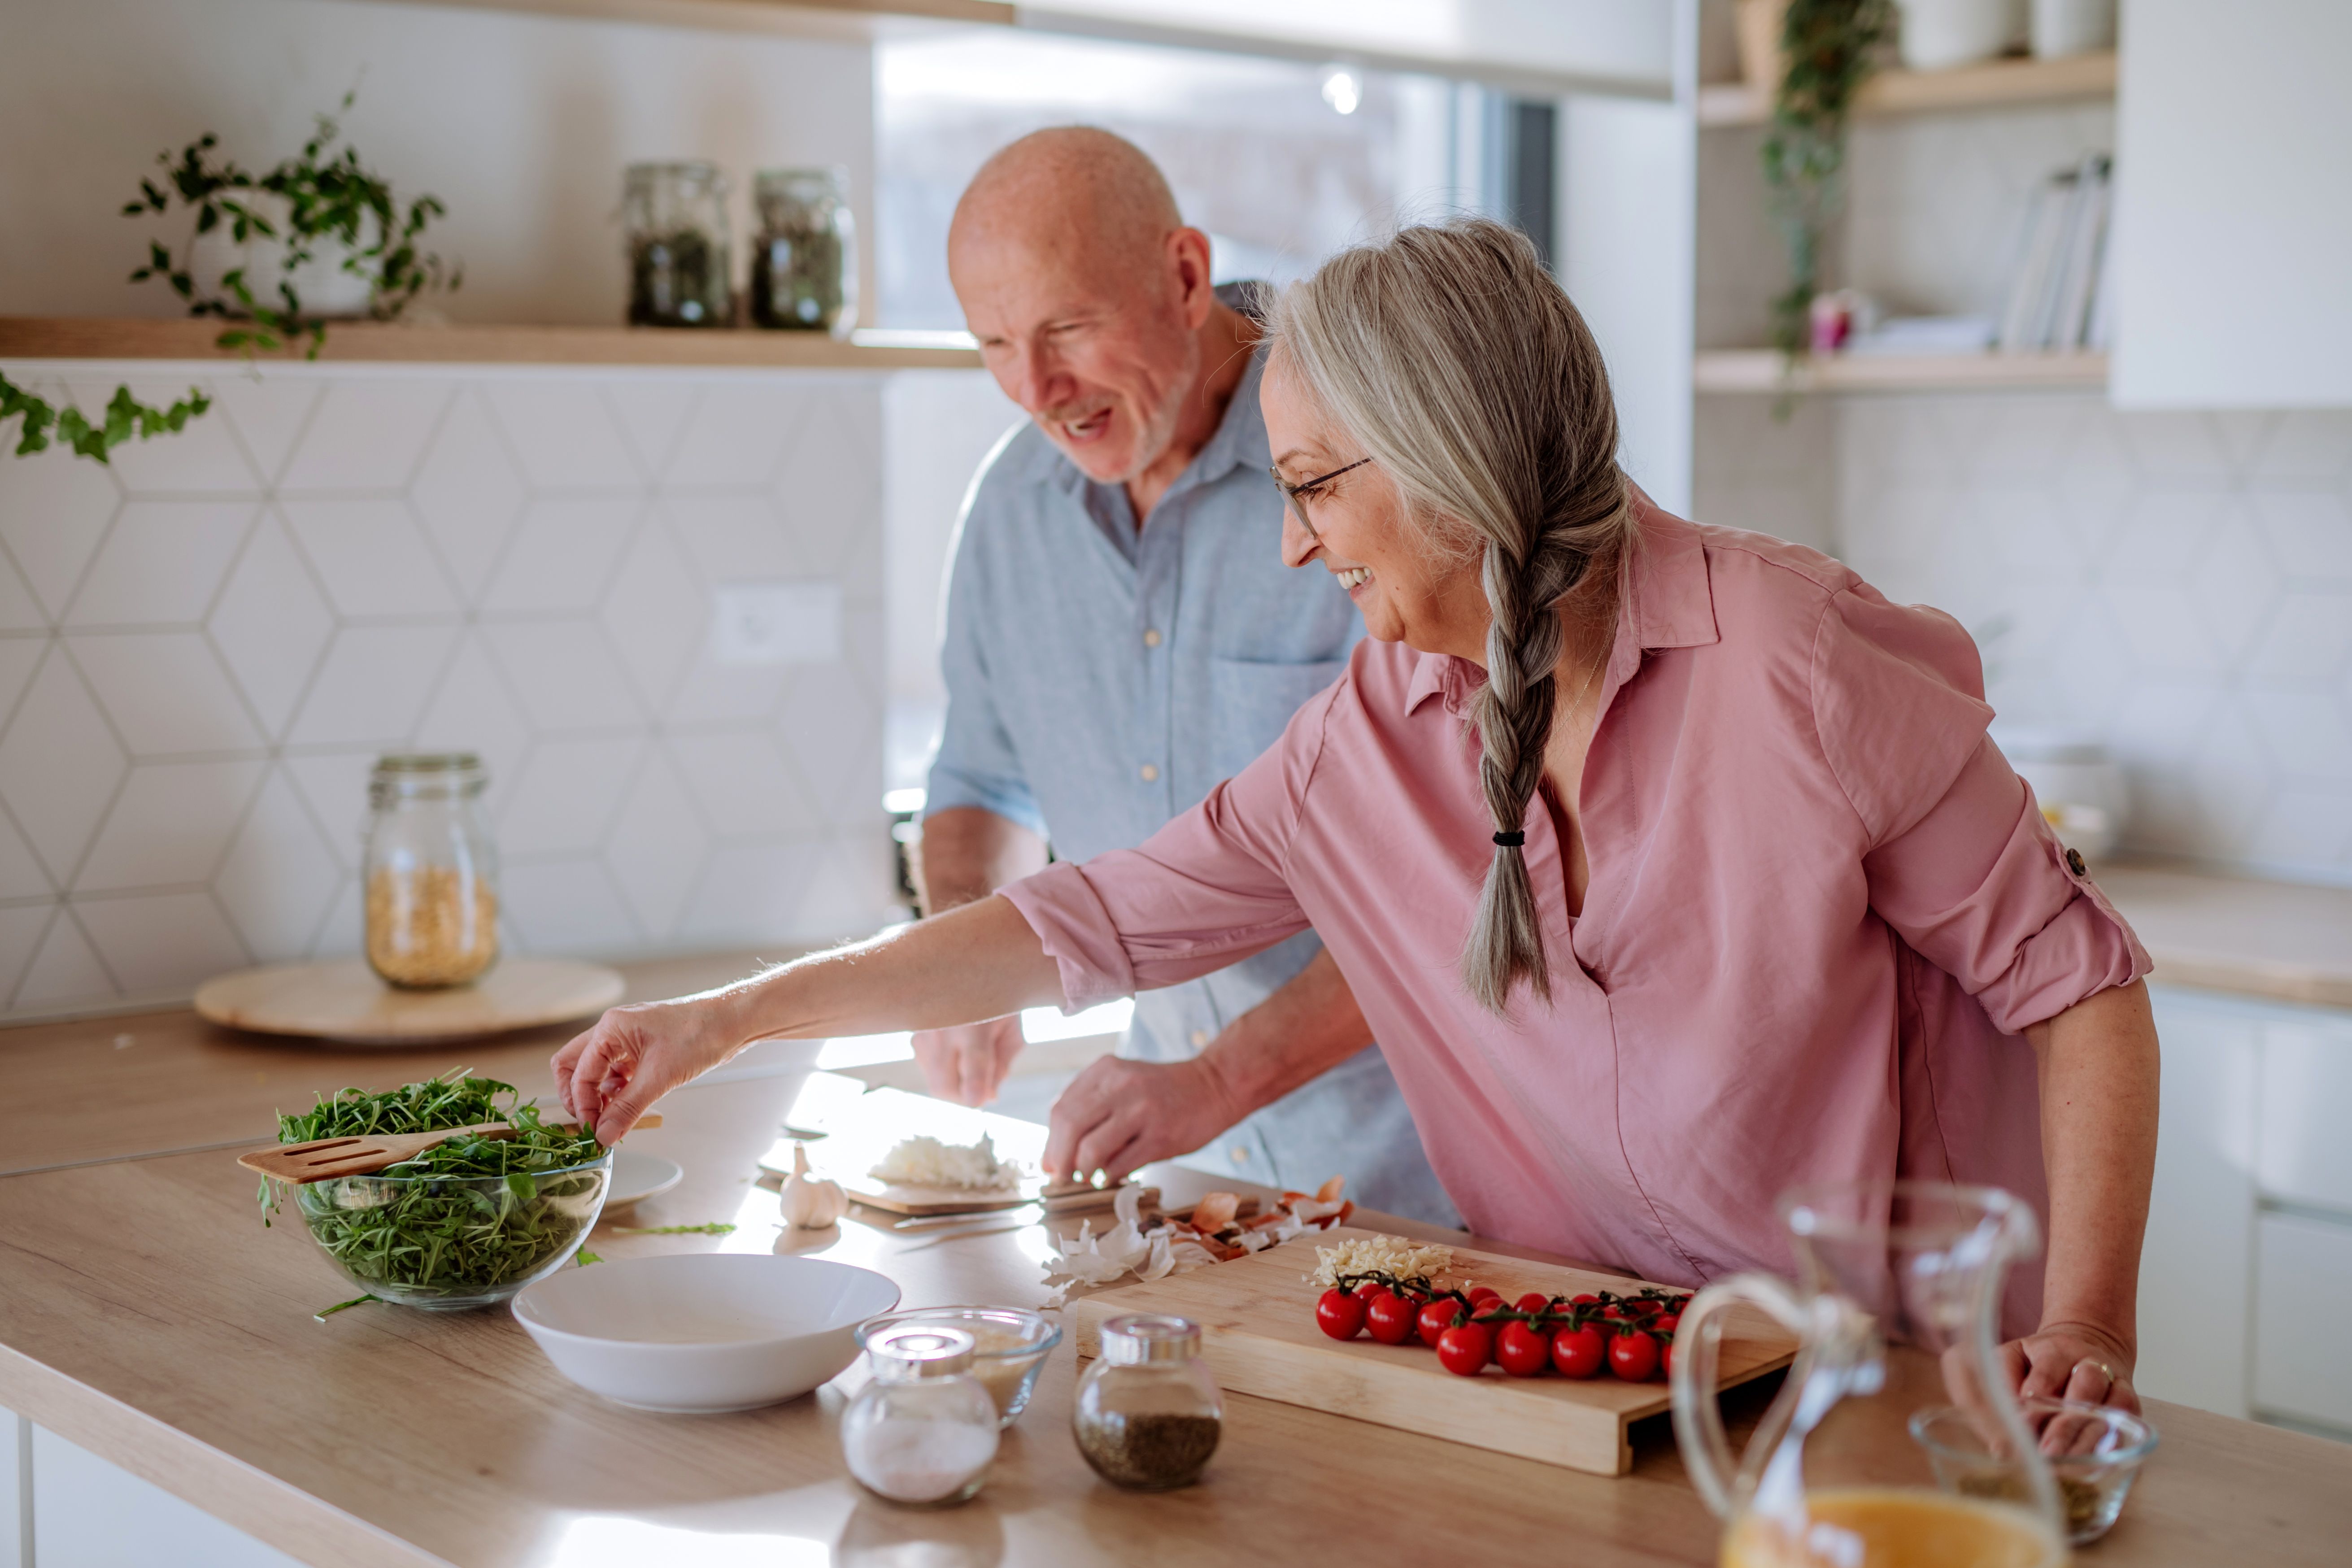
xmin=780 ymin=1144 xmax=848 ymax=1229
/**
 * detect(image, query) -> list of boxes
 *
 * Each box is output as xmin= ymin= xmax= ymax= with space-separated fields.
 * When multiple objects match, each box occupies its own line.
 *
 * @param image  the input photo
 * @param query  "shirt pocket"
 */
xmin=1208 ymin=656 xmax=1347 ymax=782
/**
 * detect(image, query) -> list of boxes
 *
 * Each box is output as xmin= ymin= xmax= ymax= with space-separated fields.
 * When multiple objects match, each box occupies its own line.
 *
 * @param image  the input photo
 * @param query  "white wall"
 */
xmin=0 ymin=0 xmax=875 ymax=327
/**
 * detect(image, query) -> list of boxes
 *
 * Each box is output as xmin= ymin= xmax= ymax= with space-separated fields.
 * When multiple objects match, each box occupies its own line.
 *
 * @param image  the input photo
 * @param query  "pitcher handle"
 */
xmin=1669 ymin=1272 xmax=1821 ymax=1519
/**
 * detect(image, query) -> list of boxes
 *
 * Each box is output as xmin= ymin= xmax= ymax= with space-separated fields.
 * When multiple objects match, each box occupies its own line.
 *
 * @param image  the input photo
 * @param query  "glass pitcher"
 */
xmin=1671 ymin=1181 xmax=2067 ymax=1568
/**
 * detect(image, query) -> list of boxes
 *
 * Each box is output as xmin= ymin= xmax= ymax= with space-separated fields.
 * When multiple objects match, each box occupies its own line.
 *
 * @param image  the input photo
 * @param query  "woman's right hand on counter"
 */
xmin=911 ymin=1015 xmax=1028 ymax=1107
xmin=554 ymin=993 xmax=745 ymax=1145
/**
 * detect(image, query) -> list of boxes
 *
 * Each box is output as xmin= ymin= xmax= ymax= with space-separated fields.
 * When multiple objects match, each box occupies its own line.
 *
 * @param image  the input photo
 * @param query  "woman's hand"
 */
xmin=911 ymin=1016 xmax=1027 ymax=1107
xmin=1043 ymin=1054 xmax=1244 ymax=1185
xmin=2003 ymin=1319 xmax=2140 ymax=1416
xmin=552 ymin=993 xmax=744 ymax=1145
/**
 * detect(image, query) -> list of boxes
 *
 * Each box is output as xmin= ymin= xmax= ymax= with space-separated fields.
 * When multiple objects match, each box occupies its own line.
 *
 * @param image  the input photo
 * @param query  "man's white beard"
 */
xmin=1089 ymin=333 xmax=1200 ymax=487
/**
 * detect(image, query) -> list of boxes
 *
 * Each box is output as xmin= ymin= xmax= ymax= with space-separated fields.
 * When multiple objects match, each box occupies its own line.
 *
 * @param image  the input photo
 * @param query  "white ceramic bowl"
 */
xmin=512 ymin=1253 xmax=899 ymax=1413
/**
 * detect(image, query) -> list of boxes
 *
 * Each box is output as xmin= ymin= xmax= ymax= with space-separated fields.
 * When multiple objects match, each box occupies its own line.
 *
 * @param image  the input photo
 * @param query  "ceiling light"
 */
xmin=1319 ymin=66 xmax=1361 ymax=116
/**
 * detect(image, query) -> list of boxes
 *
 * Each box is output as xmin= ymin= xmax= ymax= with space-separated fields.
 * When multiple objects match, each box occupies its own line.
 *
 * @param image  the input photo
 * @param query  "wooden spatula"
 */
xmin=237 ymin=1115 xmax=660 ymax=1183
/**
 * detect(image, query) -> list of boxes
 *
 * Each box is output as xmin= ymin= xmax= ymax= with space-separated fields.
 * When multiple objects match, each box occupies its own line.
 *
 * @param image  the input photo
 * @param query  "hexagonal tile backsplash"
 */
xmin=0 ymin=367 xmax=893 ymax=1018
xmin=1699 ymin=394 xmax=2352 ymax=886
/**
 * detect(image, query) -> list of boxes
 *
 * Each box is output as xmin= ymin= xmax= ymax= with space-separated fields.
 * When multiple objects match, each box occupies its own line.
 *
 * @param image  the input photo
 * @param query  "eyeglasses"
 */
xmin=1268 ymin=456 xmax=1373 ymax=541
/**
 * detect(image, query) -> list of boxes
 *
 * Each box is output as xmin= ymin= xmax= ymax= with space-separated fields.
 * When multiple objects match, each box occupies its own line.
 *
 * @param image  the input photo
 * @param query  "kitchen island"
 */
xmin=4 ymin=988 xmax=2350 ymax=1566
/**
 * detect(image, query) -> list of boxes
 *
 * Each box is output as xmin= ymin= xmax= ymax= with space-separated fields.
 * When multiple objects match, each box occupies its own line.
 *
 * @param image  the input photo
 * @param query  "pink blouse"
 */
xmin=1003 ymin=502 xmax=2149 ymax=1324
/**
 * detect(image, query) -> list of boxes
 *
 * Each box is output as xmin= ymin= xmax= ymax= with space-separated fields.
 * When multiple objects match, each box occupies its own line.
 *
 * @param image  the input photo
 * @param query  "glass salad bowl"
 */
xmin=274 ymin=1152 xmax=613 ymax=1311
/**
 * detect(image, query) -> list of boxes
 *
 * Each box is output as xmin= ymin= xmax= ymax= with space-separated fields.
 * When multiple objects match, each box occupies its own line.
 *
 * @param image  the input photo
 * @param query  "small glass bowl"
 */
xmin=855 ymin=1307 xmax=1061 ymax=1427
xmin=1910 ymin=1397 xmax=2160 ymax=1544
xmin=277 ymin=1153 xmax=612 ymax=1311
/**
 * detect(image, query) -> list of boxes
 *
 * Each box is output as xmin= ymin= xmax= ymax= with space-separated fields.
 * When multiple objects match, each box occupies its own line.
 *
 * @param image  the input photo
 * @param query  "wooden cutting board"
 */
xmin=192 ymin=958 xmax=624 ymax=1045
xmin=1068 ymin=1224 xmax=1798 ymax=1477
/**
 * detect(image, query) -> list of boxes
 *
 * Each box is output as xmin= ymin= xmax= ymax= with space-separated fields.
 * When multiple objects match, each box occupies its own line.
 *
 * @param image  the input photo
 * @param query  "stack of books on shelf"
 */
xmin=1998 ymin=151 xmax=2114 ymax=353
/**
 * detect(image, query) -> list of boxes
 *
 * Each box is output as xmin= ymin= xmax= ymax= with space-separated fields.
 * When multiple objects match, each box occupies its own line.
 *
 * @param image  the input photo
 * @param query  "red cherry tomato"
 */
xmin=1417 ymin=1297 xmax=1462 ymax=1346
xmin=1663 ymin=1340 xmax=1677 ymax=1379
xmin=1353 ymin=1280 xmax=1385 ymax=1299
xmin=1514 ymin=1292 xmax=1551 ymax=1315
xmin=1316 ymin=1287 xmax=1367 ymax=1341
xmin=1466 ymin=1286 xmax=1502 ymax=1308
xmin=1655 ymin=1313 xmax=1681 ymax=1335
xmin=1495 ymin=1320 xmax=1551 ymax=1377
xmin=1436 ymin=1322 xmax=1494 ymax=1376
xmin=1571 ymin=1293 xmax=1599 ymax=1306
xmin=1601 ymin=1303 xmax=1629 ymax=1320
xmin=1551 ymin=1324 xmax=1606 ymax=1379
xmin=1608 ymin=1329 xmax=1661 ymax=1382
xmin=1366 ymin=1289 xmax=1418 ymax=1346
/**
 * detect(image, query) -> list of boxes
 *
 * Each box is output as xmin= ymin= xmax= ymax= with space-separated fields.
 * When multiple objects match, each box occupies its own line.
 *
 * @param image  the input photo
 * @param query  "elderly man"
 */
xmin=915 ymin=126 xmax=1453 ymax=1223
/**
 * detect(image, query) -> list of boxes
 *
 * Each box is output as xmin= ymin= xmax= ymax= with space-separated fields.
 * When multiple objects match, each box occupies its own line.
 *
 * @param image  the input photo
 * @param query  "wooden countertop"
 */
xmin=0 ymin=950 xmax=778 ymax=1177
xmin=2100 ymin=864 xmax=2352 ymax=1011
xmin=4 ymin=1139 xmax=2347 ymax=1568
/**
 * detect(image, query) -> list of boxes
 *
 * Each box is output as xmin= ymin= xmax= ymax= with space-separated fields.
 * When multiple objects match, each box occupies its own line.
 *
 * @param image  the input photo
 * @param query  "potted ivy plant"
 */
xmin=1762 ymin=0 xmax=1894 ymax=360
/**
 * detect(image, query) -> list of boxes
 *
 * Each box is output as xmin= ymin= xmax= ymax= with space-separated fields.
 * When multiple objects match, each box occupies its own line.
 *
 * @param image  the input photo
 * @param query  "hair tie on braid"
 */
xmin=1492 ymin=831 xmax=1525 ymax=847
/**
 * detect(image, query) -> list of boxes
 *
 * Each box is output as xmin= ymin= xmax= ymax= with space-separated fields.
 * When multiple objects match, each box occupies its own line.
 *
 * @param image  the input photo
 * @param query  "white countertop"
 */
xmin=2100 ymin=863 xmax=2352 ymax=1011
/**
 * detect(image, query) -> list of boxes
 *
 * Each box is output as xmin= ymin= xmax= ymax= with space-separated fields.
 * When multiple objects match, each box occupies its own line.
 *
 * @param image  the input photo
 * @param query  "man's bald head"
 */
xmin=950 ymin=126 xmax=1183 ymax=282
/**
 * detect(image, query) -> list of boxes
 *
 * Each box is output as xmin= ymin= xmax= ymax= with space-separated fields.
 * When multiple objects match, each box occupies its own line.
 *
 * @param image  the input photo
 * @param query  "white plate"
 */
xmin=512 ymin=1254 xmax=900 ymax=1412
xmin=604 ymin=1150 xmax=684 ymax=1208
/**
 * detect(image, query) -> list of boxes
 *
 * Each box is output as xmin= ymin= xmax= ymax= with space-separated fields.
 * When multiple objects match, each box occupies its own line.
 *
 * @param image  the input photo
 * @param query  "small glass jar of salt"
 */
xmin=842 ymin=1325 xmax=999 ymax=1507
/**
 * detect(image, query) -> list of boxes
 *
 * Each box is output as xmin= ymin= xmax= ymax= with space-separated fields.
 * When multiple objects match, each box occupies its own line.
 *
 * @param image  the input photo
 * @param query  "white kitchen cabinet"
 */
xmin=2255 ymin=1022 xmax=2352 ymax=1211
xmin=2140 ymin=984 xmax=2352 ymax=1435
xmin=2112 ymin=0 xmax=2352 ymax=406
xmin=17 ymin=1422 xmax=304 ymax=1568
xmin=2252 ymin=1214 xmax=2352 ymax=1432
xmin=3 ymin=1411 xmax=22 ymax=1568
xmin=2137 ymin=988 xmax=2260 ymax=1417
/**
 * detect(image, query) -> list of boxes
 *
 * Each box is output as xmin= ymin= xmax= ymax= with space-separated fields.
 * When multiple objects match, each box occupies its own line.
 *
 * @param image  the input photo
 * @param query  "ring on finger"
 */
xmin=2083 ymin=1359 xmax=2116 ymax=1389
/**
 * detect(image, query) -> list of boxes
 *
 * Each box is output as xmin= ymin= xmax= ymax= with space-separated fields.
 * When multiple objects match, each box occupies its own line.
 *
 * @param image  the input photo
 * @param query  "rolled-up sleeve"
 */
xmin=1001 ymin=678 xmax=1335 ymax=1013
xmin=1863 ymin=737 xmax=2152 ymax=1032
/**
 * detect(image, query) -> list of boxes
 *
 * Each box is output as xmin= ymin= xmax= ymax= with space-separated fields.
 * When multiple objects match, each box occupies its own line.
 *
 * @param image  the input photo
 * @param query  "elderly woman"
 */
xmin=554 ymin=220 xmax=2158 ymax=1413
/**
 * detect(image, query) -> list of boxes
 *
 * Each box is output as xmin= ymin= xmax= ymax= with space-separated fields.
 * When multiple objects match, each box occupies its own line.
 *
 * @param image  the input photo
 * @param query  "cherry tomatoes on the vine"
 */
xmin=1496 ymin=1320 xmax=1551 ymax=1376
xmin=1353 ymin=1280 xmax=1385 ymax=1299
xmin=1655 ymin=1313 xmax=1681 ymax=1335
xmin=1515 ymin=1292 xmax=1551 ymax=1315
xmin=1436 ymin=1322 xmax=1494 ymax=1376
xmin=1608 ymin=1329 xmax=1661 ymax=1382
xmin=1316 ymin=1287 xmax=1367 ymax=1341
xmin=1551 ymin=1323 xmax=1606 ymax=1378
xmin=1466 ymin=1286 xmax=1502 ymax=1308
xmin=1366 ymin=1289 xmax=1420 ymax=1346
xmin=1417 ymin=1297 xmax=1462 ymax=1346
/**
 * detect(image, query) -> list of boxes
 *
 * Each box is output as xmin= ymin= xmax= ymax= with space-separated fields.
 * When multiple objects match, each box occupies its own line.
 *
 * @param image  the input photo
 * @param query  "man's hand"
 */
xmin=1044 ymin=1054 xmax=1245 ymax=1185
xmin=553 ymin=994 xmax=740 ymax=1146
xmin=912 ymin=1015 xmax=1028 ymax=1107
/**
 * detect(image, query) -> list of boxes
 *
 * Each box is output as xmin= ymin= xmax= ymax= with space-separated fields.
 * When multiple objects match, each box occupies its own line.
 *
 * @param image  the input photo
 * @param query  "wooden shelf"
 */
xmin=0 ymin=317 xmax=982 ymax=370
xmin=1697 ymin=50 xmax=2116 ymax=128
xmin=1694 ymin=348 xmax=2108 ymax=394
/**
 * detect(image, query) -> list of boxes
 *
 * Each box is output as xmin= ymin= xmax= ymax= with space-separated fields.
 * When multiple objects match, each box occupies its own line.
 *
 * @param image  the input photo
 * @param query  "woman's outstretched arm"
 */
xmin=551 ymin=895 xmax=1064 ymax=1143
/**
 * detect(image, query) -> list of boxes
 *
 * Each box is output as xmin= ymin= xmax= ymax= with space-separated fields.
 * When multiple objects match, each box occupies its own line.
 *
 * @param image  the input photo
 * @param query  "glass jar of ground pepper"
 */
xmin=749 ymin=167 xmax=856 ymax=335
xmin=1072 ymin=1315 xmax=1223 ymax=1490
xmin=362 ymin=754 xmax=498 ymax=989
xmin=623 ymin=161 xmax=732 ymax=327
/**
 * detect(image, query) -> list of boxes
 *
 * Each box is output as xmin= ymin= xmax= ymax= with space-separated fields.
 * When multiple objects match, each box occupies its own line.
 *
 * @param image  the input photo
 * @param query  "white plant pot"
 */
xmin=1895 ymin=0 xmax=2025 ymax=72
xmin=1995 ymin=730 xmax=2130 ymax=862
xmin=182 ymin=192 xmax=378 ymax=320
xmin=2030 ymin=0 xmax=2114 ymax=58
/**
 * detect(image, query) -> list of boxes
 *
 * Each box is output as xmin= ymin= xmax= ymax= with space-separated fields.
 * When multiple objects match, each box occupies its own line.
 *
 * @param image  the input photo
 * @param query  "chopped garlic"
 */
xmin=1304 ymin=1233 xmax=1457 ymax=1290
xmin=867 ymin=1132 xmax=1019 ymax=1191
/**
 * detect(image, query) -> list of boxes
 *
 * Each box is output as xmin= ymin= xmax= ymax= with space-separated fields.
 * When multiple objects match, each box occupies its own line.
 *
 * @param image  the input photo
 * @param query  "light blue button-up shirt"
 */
xmin=925 ymin=342 xmax=1457 ymax=1226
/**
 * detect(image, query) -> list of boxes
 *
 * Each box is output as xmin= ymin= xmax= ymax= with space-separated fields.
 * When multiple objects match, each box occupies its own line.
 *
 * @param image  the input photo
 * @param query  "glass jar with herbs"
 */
xmin=749 ymin=166 xmax=856 ymax=335
xmin=623 ymin=161 xmax=732 ymax=328
xmin=362 ymin=754 xmax=499 ymax=989
xmin=1072 ymin=1314 xmax=1223 ymax=1490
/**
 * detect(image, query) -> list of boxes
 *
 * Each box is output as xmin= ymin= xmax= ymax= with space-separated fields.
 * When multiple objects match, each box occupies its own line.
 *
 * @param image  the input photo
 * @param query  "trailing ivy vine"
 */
xmin=1762 ymin=0 xmax=1894 ymax=358
xmin=0 ymin=373 xmax=210 ymax=465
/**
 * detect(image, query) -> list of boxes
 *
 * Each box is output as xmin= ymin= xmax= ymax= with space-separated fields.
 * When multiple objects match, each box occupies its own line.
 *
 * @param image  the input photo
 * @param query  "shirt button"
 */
xmin=1189 ymin=1028 xmax=1209 ymax=1049
xmin=1142 ymin=627 xmax=1162 ymax=648
xmin=1228 ymin=1145 xmax=1251 ymax=1165
xmin=1139 ymin=763 xmax=1159 ymax=782
xmin=2065 ymin=847 xmax=2087 ymax=877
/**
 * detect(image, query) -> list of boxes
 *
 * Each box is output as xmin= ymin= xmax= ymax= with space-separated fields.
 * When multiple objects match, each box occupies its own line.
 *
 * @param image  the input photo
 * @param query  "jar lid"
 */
xmin=756 ymin=165 xmax=851 ymax=192
xmin=867 ymin=1324 xmax=976 ymax=1380
xmin=373 ymin=753 xmax=483 ymax=775
xmin=1099 ymin=1314 xmax=1200 ymax=1365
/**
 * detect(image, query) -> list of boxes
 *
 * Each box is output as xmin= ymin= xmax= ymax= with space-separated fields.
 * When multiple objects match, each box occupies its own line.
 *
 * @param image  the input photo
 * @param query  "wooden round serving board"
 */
xmin=192 ymin=958 xmax=626 ymax=1045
